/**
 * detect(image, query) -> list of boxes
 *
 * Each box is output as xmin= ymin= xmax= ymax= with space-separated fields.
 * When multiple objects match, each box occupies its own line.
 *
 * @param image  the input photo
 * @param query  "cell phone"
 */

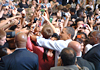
xmin=61 ymin=12 xmax=66 ymax=17
xmin=58 ymin=19 xmax=61 ymax=22
xmin=49 ymin=17 xmax=53 ymax=23
xmin=82 ymin=24 xmax=87 ymax=29
xmin=65 ymin=13 xmax=69 ymax=16
xmin=96 ymin=16 xmax=100 ymax=19
xmin=87 ymin=14 xmax=91 ymax=20
xmin=41 ymin=5 xmax=46 ymax=9
xmin=41 ymin=9 xmax=45 ymax=15
xmin=97 ymin=23 xmax=100 ymax=25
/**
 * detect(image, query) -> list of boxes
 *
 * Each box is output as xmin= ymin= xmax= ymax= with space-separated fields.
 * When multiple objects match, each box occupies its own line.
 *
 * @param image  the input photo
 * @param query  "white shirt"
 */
xmin=41 ymin=3 xmax=51 ymax=8
xmin=37 ymin=36 xmax=72 ymax=66
xmin=85 ymin=43 xmax=100 ymax=53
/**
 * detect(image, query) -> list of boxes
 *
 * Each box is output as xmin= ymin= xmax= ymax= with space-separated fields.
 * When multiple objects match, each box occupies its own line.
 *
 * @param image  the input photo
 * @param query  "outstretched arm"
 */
xmin=42 ymin=12 xmax=57 ymax=33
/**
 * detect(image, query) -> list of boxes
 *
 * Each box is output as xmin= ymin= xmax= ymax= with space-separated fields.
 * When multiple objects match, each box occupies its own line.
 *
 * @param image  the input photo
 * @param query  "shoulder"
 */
xmin=50 ymin=66 xmax=66 ymax=70
xmin=85 ymin=44 xmax=100 ymax=54
xmin=50 ymin=65 xmax=79 ymax=70
xmin=77 ymin=57 xmax=94 ymax=66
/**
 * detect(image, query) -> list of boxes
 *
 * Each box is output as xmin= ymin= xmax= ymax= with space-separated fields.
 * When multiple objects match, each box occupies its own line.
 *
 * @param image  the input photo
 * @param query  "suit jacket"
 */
xmin=77 ymin=57 xmax=95 ymax=70
xmin=83 ymin=44 xmax=100 ymax=70
xmin=50 ymin=65 xmax=79 ymax=70
xmin=0 ymin=49 xmax=38 ymax=70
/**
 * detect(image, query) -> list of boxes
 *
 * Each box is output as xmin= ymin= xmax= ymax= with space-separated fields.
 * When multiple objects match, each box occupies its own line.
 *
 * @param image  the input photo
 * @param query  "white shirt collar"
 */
xmin=15 ymin=48 xmax=26 ymax=50
xmin=76 ymin=52 xmax=82 ymax=57
xmin=93 ymin=43 xmax=100 ymax=47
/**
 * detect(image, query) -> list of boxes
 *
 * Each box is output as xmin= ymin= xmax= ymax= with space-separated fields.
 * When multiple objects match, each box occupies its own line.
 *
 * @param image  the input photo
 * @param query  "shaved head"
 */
xmin=68 ymin=41 xmax=82 ymax=56
xmin=15 ymin=33 xmax=27 ymax=48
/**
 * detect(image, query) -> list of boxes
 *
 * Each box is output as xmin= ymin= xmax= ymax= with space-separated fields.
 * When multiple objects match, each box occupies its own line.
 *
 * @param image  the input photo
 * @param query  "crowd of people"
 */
xmin=0 ymin=0 xmax=100 ymax=70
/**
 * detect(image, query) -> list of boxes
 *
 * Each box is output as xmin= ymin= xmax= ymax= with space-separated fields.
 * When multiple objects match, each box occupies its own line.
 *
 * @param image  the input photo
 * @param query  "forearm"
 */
xmin=26 ymin=37 xmax=33 ymax=51
xmin=43 ymin=14 xmax=57 ymax=33
xmin=0 ymin=19 xmax=10 ymax=28
xmin=36 ymin=36 xmax=71 ymax=51
xmin=63 ymin=18 xmax=69 ymax=27
xmin=1 ymin=24 xmax=11 ymax=30
xmin=21 ymin=17 xmax=25 ymax=28
xmin=73 ymin=30 xmax=78 ymax=40
xmin=0 ymin=10 xmax=4 ymax=18
xmin=47 ymin=20 xmax=57 ymax=33
xmin=30 ymin=35 xmax=37 ymax=42
xmin=0 ymin=16 xmax=18 ymax=28
xmin=90 ymin=24 xmax=93 ymax=31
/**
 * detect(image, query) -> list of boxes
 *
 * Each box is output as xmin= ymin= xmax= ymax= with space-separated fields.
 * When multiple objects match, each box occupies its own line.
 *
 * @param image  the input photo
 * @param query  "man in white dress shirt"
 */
xmin=30 ymin=26 xmax=75 ymax=66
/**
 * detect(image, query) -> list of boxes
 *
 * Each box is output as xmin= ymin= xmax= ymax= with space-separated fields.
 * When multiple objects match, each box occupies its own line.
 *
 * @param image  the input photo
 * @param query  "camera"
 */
xmin=82 ymin=24 xmax=87 ymax=29
xmin=41 ymin=9 xmax=45 ymax=15
xmin=58 ymin=19 xmax=61 ymax=22
xmin=61 ymin=12 xmax=69 ymax=17
xmin=61 ymin=12 xmax=66 ymax=17
xmin=96 ymin=16 xmax=100 ymax=20
xmin=97 ymin=23 xmax=100 ymax=25
xmin=49 ymin=16 xmax=53 ymax=23
xmin=87 ymin=14 xmax=91 ymax=20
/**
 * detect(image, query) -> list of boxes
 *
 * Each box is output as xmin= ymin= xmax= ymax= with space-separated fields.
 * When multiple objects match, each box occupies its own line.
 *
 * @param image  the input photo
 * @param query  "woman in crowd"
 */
xmin=18 ymin=0 xmax=29 ymax=8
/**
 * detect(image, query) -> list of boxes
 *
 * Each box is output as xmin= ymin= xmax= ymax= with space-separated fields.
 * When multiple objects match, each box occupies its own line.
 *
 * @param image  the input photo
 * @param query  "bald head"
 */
xmin=68 ymin=41 xmax=82 ymax=56
xmin=15 ymin=33 xmax=27 ymax=48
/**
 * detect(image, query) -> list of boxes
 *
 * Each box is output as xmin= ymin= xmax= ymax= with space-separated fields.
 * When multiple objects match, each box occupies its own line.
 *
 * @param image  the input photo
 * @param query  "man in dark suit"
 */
xmin=68 ymin=41 xmax=95 ymax=70
xmin=0 ymin=32 xmax=39 ymax=70
xmin=50 ymin=47 xmax=85 ymax=70
xmin=83 ymin=30 xmax=100 ymax=70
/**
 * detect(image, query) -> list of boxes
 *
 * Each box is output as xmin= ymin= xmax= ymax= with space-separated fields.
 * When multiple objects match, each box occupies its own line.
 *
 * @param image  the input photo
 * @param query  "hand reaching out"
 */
xmin=42 ymin=12 xmax=49 ymax=22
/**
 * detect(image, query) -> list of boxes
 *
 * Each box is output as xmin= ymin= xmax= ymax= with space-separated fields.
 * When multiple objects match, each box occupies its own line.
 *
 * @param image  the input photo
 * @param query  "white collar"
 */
xmin=93 ymin=43 xmax=99 ymax=47
xmin=15 ymin=48 xmax=26 ymax=50
xmin=76 ymin=52 xmax=82 ymax=57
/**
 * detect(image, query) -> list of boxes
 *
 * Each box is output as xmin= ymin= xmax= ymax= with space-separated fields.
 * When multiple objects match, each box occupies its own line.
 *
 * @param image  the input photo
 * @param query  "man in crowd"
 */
xmin=68 ymin=41 xmax=95 ymax=70
xmin=83 ymin=30 xmax=100 ymax=70
xmin=50 ymin=47 xmax=88 ymax=70
xmin=0 ymin=32 xmax=39 ymax=70
xmin=31 ymin=26 xmax=75 ymax=66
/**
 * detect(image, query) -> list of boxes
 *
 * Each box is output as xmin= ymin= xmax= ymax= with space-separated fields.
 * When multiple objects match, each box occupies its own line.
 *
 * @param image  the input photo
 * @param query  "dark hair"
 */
xmin=77 ymin=32 xmax=88 ymax=39
xmin=0 ymin=47 xmax=8 ymax=58
xmin=48 ymin=7 xmax=52 ymax=15
xmin=60 ymin=47 xmax=76 ymax=66
xmin=77 ymin=9 xmax=83 ymax=17
xmin=70 ymin=8 xmax=76 ymax=13
xmin=87 ymin=12 xmax=94 ymax=17
xmin=75 ymin=38 xmax=83 ymax=44
xmin=98 ymin=4 xmax=100 ymax=8
xmin=75 ymin=18 xmax=84 ymax=25
xmin=52 ymin=33 xmax=60 ymax=40
xmin=68 ymin=0 xmax=78 ymax=4
xmin=86 ymin=7 xmax=92 ymax=12
xmin=62 ymin=8 xmax=68 ymax=12
xmin=65 ymin=27 xmax=75 ymax=39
